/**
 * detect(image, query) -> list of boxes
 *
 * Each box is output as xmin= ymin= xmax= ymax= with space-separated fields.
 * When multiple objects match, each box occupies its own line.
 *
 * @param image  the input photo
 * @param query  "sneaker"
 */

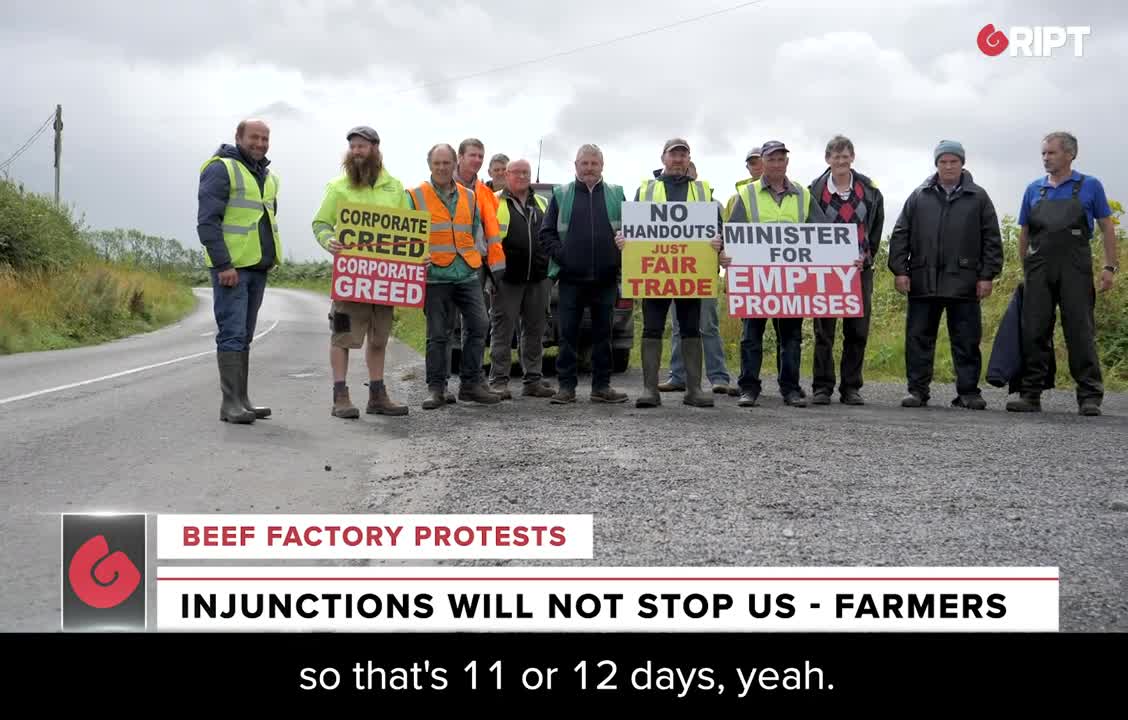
xmin=1079 ymin=398 xmax=1102 ymax=416
xmin=811 ymin=390 xmax=832 ymax=405
xmin=951 ymin=393 xmax=987 ymax=410
xmin=657 ymin=381 xmax=685 ymax=392
xmin=901 ymin=392 xmax=928 ymax=408
xmin=711 ymin=383 xmax=731 ymax=395
xmin=783 ymin=391 xmax=807 ymax=407
xmin=445 ymin=390 xmax=457 ymax=404
xmin=840 ymin=389 xmax=865 ymax=406
xmin=550 ymin=388 xmax=576 ymax=404
xmin=421 ymin=388 xmax=446 ymax=410
xmin=590 ymin=386 xmax=628 ymax=403
xmin=737 ymin=391 xmax=759 ymax=408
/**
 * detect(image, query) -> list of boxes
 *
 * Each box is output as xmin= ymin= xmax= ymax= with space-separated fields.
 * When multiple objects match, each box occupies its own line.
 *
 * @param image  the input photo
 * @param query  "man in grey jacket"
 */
xmin=888 ymin=140 xmax=1003 ymax=410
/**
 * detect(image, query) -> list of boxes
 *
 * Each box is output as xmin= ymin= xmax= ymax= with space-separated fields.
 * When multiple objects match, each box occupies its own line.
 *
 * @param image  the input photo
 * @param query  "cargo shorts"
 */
xmin=329 ymin=300 xmax=394 ymax=349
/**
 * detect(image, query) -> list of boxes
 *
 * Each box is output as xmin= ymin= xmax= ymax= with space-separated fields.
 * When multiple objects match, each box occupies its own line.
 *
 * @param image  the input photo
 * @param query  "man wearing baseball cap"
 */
xmin=725 ymin=140 xmax=829 ymax=408
xmin=722 ymin=146 xmax=765 ymax=233
xmin=312 ymin=125 xmax=411 ymax=419
xmin=621 ymin=137 xmax=727 ymax=408
xmin=888 ymin=139 xmax=1003 ymax=410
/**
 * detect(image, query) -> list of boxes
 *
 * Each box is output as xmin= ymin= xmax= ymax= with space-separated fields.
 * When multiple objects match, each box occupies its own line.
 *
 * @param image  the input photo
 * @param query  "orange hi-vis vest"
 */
xmin=409 ymin=182 xmax=482 ymax=269
xmin=468 ymin=178 xmax=506 ymax=275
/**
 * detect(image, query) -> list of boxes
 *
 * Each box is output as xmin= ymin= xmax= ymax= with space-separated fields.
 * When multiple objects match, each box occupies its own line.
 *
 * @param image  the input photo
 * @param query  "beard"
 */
xmin=343 ymin=149 xmax=383 ymax=187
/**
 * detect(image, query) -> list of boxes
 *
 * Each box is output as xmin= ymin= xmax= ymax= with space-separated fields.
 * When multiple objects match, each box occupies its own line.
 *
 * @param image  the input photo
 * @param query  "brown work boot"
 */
xmin=522 ymin=381 xmax=555 ymax=398
xmin=489 ymin=382 xmax=512 ymax=400
xmin=331 ymin=384 xmax=360 ymax=419
xmin=590 ymin=386 xmax=628 ymax=404
xmin=366 ymin=381 xmax=408 ymax=416
xmin=458 ymin=382 xmax=501 ymax=404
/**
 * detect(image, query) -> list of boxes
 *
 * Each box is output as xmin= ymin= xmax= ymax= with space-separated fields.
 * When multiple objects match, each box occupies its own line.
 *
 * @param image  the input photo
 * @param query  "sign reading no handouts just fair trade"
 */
xmin=621 ymin=202 xmax=720 ymax=299
xmin=331 ymin=202 xmax=430 ymax=309
xmin=724 ymin=223 xmax=863 ymax=318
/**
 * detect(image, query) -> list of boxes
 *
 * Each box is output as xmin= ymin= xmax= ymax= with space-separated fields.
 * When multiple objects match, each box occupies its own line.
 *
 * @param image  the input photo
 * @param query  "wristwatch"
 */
xmin=1104 ymin=265 xmax=1119 ymax=273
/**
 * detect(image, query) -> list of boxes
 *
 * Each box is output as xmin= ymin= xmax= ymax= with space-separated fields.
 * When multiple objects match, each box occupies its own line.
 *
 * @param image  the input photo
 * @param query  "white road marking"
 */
xmin=0 ymin=320 xmax=280 ymax=406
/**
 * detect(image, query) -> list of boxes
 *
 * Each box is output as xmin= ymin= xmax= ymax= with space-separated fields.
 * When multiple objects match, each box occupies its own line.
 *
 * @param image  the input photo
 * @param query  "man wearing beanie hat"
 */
xmin=888 ymin=140 xmax=1003 ymax=409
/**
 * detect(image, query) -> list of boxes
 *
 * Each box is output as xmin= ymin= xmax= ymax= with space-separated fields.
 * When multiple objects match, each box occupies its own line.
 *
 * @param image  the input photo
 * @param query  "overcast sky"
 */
xmin=1 ymin=0 xmax=1123 ymax=262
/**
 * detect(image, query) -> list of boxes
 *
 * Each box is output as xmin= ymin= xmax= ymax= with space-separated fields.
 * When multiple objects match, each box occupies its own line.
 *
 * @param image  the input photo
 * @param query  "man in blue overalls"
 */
xmin=1006 ymin=131 xmax=1119 ymax=416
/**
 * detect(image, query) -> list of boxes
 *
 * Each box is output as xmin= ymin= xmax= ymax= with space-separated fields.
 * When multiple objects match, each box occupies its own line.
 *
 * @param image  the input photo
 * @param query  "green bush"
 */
xmin=0 ymin=178 xmax=91 ymax=271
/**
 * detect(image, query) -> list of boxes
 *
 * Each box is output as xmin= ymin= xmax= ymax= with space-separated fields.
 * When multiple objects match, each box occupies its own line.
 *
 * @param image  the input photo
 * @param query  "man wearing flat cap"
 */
xmin=312 ymin=125 xmax=411 ymax=419
xmin=888 ymin=139 xmax=1003 ymax=410
xmin=724 ymin=140 xmax=829 ymax=408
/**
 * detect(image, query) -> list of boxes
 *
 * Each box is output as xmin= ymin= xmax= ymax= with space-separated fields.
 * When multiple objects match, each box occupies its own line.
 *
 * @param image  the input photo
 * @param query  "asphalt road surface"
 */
xmin=1 ymin=287 xmax=1125 ymax=631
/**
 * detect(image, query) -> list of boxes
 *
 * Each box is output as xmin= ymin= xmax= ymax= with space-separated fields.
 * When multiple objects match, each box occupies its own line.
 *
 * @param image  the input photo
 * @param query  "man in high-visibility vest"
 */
xmin=621 ymin=138 xmax=726 ymax=409
xmin=409 ymin=143 xmax=503 ymax=409
xmin=197 ymin=118 xmax=280 ymax=424
xmin=489 ymin=159 xmax=556 ymax=399
xmin=312 ymin=125 xmax=410 ymax=419
xmin=662 ymin=160 xmax=738 ymax=397
xmin=725 ymin=140 xmax=829 ymax=408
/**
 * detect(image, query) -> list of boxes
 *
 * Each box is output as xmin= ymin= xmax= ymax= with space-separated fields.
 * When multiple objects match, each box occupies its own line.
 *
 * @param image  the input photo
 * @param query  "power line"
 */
xmin=391 ymin=0 xmax=769 ymax=96
xmin=0 ymin=110 xmax=56 ymax=174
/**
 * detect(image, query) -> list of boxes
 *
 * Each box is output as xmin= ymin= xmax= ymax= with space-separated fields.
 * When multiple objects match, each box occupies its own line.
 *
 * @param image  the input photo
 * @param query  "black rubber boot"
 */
xmin=218 ymin=351 xmax=255 ymax=424
xmin=238 ymin=351 xmax=270 ymax=418
xmin=636 ymin=338 xmax=662 ymax=408
xmin=681 ymin=337 xmax=714 ymax=408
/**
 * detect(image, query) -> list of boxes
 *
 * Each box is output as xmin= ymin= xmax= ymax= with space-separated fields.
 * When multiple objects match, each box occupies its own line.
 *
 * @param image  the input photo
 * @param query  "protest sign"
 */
xmin=330 ymin=202 xmax=430 ymax=309
xmin=621 ymin=202 xmax=720 ymax=299
xmin=723 ymin=223 xmax=863 ymax=318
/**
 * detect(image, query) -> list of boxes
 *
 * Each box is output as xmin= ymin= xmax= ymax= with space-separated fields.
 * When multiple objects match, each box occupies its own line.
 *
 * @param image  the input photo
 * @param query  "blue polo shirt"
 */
xmin=1018 ymin=170 xmax=1111 ymax=233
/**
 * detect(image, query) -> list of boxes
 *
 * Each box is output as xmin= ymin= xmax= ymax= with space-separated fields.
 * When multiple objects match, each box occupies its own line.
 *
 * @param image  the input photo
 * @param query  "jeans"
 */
xmin=556 ymin=281 xmax=616 ymax=392
xmin=425 ymin=279 xmax=489 ymax=390
xmin=210 ymin=268 xmax=268 ymax=352
xmin=905 ymin=298 xmax=982 ymax=399
xmin=738 ymin=317 xmax=803 ymax=397
xmin=667 ymin=296 xmax=731 ymax=386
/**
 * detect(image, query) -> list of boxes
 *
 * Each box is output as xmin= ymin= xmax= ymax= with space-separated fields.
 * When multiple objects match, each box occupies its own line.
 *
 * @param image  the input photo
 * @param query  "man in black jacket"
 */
xmin=809 ymin=135 xmax=885 ymax=405
xmin=539 ymin=144 xmax=629 ymax=405
xmin=888 ymin=140 xmax=1003 ymax=409
xmin=488 ymin=159 xmax=555 ymax=399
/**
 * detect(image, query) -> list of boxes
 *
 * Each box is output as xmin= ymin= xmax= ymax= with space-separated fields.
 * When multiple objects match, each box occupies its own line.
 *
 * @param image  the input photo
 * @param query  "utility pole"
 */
xmin=535 ymin=138 xmax=543 ymax=183
xmin=53 ymin=104 xmax=62 ymax=206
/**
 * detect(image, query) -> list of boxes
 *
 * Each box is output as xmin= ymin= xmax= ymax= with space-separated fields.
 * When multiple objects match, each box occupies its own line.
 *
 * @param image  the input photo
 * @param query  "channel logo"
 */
xmin=977 ymin=23 xmax=1090 ymax=57
xmin=61 ymin=514 xmax=147 ymax=631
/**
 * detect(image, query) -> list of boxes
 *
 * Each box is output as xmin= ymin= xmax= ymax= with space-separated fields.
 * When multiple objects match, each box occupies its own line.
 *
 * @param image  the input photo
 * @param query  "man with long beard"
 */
xmin=313 ymin=126 xmax=410 ymax=419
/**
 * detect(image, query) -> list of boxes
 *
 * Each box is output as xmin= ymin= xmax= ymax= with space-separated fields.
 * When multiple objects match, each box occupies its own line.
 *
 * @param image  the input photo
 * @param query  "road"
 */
xmin=1 ymin=287 xmax=1125 ymax=631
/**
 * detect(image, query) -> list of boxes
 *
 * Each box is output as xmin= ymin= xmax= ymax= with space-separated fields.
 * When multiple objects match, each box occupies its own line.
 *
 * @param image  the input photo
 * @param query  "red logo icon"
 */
xmin=978 ymin=24 xmax=1009 ymax=56
xmin=68 ymin=535 xmax=141 ymax=609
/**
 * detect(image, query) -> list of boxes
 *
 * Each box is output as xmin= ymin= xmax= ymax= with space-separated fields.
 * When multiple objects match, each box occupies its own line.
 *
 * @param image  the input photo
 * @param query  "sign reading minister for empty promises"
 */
xmin=621 ymin=201 xmax=720 ymax=299
xmin=331 ymin=202 xmax=430 ymax=309
xmin=724 ymin=222 xmax=864 ymax=318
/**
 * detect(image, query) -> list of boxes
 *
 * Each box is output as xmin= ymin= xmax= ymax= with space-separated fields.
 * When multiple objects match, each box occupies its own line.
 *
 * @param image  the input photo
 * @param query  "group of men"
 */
xmin=197 ymin=121 xmax=1118 ymax=424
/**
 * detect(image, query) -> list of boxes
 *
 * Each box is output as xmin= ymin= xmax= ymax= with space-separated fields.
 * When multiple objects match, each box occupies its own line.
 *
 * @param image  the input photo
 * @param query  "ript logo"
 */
xmin=69 ymin=535 xmax=141 ymax=609
xmin=977 ymin=24 xmax=1009 ymax=56
xmin=62 ymin=514 xmax=147 ymax=631
xmin=978 ymin=24 xmax=1090 ymax=57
